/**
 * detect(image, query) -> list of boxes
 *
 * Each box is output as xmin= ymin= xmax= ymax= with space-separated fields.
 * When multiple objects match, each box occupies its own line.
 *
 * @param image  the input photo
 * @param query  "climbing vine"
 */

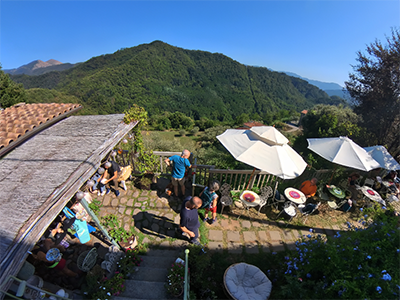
xmin=124 ymin=104 xmax=159 ymax=173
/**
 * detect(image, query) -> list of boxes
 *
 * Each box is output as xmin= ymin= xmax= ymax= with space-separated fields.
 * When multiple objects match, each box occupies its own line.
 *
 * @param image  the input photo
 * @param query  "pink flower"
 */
xmin=298 ymin=278 xmax=303 ymax=282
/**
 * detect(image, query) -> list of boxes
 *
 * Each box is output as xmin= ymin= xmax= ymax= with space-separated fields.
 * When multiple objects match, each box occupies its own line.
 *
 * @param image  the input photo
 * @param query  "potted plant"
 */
xmin=165 ymin=261 xmax=186 ymax=297
xmin=101 ymin=214 xmax=136 ymax=249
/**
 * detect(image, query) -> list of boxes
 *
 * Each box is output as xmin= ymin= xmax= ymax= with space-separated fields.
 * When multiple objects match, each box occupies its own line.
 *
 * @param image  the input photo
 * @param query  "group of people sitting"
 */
xmin=90 ymin=160 xmax=130 ymax=197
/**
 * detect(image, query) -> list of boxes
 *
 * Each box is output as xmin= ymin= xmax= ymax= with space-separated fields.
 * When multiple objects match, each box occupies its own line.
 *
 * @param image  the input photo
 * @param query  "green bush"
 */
xmin=273 ymin=206 xmax=399 ymax=299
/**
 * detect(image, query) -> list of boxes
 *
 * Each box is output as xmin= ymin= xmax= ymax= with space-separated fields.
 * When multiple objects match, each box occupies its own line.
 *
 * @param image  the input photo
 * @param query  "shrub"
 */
xmin=274 ymin=205 xmax=400 ymax=299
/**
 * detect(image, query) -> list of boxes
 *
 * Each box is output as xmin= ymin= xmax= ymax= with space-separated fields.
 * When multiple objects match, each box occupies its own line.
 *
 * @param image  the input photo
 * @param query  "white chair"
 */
xmin=276 ymin=202 xmax=297 ymax=222
xmin=258 ymin=186 xmax=273 ymax=214
xmin=224 ymin=263 xmax=272 ymax=300
xmin=364 ymin=178 xmax=375 ymax=187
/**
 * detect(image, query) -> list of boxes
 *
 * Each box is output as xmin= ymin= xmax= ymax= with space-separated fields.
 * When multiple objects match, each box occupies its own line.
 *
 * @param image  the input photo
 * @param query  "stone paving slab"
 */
xmin=97 ymin=182 xmax=354 ymax=254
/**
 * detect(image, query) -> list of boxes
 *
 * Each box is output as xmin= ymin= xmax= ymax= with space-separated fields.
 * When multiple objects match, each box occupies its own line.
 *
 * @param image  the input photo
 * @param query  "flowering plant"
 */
xmin=117 ymin=248 xmax=142 ymax=276
xmin=275 ymin=205 xmax=399 ymax=299
xmin=84 ymin=272 xmax=126 ymax=300
xmin=165 ymin=261 xmax=186 ymax=296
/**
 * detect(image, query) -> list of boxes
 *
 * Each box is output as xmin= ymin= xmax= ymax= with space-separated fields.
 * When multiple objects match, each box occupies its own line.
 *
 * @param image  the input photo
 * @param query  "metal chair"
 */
xmin=276 ymin=201 xmax=297 ymax=222
xmin=220 ymin=195 xmax=233 ymax=214
xmin=298 ymin=202 xmax=320 ymax=223
xmin=220 ymin=183 xmax=232 ymax=196
xmin=327 ymin=199 xmax=351 ymax=212
xmin=258 ymin=186 xmax=273 ymax=214
xmin=364 ymin=178 xmax=375 ymax=187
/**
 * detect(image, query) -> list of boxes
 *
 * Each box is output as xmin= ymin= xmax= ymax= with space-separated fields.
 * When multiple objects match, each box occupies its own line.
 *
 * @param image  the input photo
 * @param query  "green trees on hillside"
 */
xmin=345 ymin=28 xmax=400 ymax=156
xmin=9 ymin=41 xmax=341 ymax=118
xmin=0 ymin=67 xmax=26 ymax=108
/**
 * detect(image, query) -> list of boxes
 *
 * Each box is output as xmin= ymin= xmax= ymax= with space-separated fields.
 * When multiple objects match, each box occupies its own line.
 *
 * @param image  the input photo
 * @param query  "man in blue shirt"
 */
xmin=165 ymin=149 xmax=192 ymax=198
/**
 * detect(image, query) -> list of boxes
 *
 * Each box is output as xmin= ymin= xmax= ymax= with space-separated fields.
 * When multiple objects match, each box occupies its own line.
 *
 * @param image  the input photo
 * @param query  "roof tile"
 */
xmin=0 ymin=103 xmax=82 ymax=150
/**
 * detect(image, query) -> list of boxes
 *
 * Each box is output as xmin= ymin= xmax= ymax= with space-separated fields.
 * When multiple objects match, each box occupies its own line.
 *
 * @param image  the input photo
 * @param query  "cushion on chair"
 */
xmin=224 ymin=263 xmax=272 ymax=300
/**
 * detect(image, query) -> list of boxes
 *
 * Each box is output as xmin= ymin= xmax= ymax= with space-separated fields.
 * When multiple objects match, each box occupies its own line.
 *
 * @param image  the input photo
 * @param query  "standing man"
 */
xmin=300 ymin=178 xmax=318 ymax=198
xmin=180 ymin=196 xmax=202 ymax=245
xmin=101 ymin=161 xmax=122 ymax=197
xmin=164 ymin=149 xmax=192 ymax=199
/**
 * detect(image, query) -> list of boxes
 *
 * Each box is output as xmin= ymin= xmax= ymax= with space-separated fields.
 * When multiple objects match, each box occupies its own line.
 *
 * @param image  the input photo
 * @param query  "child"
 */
xmin=199 ymin=180 xmax=220 ymax=224
xmin=90 ymin=167 xmax=106 ymax=196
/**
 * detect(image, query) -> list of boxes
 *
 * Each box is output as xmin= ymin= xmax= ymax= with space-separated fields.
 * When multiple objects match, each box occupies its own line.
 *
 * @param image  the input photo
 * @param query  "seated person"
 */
xmin=384 ymin=170 xmax=399 ymax=183
xmin=90 ymin=167 xmax=106 ymax=196
xmin=70 ymin=192 xmax=92 ymax=222
xmin=100 ymin=161 xmax=125 ymax=197
xmin=31 ymin=237 xmax=78 ymax=278
xmin=348 ymin=173 xmax=361 ymax=205
xmin=300 ymin=178 xmax=318 ymax=198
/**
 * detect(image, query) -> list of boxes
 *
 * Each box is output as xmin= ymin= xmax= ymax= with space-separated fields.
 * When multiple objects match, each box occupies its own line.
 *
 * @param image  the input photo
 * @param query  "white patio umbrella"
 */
xmin=216 ymin=127 xmax=307 ymax=180
xmin=307 ymin=136 xmax=381 ymax=172
xmin=364 ymin=145 xmax=400 ymax=170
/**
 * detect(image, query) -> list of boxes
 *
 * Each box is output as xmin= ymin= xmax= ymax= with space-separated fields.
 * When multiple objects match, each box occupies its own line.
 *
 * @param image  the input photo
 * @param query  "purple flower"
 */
xmin=376 ymin=286 xmax=382 ymax=293
xmin=382 ymin=273 xmax=392 ymax=281
xmin=306 ymin=273 xmax=311 ymax=278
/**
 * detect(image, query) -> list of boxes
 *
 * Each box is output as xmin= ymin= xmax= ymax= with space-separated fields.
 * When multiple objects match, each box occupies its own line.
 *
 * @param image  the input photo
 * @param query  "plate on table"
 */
xmin=240 ymin=191 xmax=258 ymax=203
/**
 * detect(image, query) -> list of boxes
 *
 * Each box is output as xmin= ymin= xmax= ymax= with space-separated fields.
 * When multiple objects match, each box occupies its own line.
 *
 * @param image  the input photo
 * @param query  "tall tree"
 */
xmin=345 ymin=29 xmax=400 ymax=157
xmin=0 ymin=66 xmax=26 ymax=108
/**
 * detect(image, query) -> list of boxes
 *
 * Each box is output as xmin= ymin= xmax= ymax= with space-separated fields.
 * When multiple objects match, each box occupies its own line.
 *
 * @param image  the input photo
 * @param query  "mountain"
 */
xmin=4 ymin=59 xmax=77 ymax=76
xmin=9 ymin=41 xmax=344 ymax=118
xmin=282 ymin=71 xmax=348 ymax=99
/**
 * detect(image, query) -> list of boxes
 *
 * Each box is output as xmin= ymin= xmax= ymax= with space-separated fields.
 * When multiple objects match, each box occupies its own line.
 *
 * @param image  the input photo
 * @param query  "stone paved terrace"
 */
xmin=96 ymin=180 xmax=357 ymax=253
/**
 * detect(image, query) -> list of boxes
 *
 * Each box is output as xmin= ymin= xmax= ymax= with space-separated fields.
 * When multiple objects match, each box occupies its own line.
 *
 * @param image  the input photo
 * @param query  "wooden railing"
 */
xmin=209 ymin=169 xmax=280 ymax=191
xmin=152 ymin=151 xmax=182 ymax=175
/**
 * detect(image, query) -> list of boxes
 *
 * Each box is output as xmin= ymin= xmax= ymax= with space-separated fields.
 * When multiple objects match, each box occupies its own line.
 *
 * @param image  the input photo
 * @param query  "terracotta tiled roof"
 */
xmin=0 ymin=102 xmax=82 ymax=151
xmin=241 ymin=121 xmax=264 ymax=129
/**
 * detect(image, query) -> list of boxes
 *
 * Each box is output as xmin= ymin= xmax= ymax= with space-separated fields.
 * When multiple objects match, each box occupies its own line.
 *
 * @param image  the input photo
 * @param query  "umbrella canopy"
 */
xmin=364 ymin=145 xmax=400 ymax=170
xmin=307 ymin=136 xmax=381 ymax=172
xmin=217 ymin=128 xmax=307 ymax=179
xmin=249 ymin=126 xmax=289 ymax=145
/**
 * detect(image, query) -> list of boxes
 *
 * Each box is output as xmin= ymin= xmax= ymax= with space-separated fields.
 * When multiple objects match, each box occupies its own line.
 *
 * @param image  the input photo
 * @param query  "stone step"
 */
xmin=139 ymin=254 xmax=178 ymax=269
xmin=143 ymin=248 xmax=181 ymax=257
xmin=117 ymin=280 xmax=166 ymax=299
xmin=128 ymin=266 xmax=168 ymax=282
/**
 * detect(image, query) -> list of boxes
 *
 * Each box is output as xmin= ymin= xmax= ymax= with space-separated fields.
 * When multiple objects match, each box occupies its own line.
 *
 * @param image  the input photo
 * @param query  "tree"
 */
xmin=345 ymin=28 xmax=400 ymax=156
xmin=0 ymin=66 xmax=26 ymax=108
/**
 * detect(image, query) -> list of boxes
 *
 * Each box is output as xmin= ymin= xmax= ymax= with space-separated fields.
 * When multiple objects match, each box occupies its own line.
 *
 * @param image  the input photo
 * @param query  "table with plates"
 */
xmin=326 ymin=185 xmax=346 ymax=199
xmin=240 ymin=190 xmax=261 ymax=207
xmin=238 ymin=190 xmax=261 ymax=220
xmin=284 ymin=188 xmax=306 ymax=205
xmin=359 ymin=186 xmax=386 ymax=206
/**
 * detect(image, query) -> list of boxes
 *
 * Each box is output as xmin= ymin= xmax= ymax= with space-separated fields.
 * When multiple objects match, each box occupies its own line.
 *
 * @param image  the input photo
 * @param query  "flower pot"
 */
xmin=119 ymin=235 xmax=137 ymax=250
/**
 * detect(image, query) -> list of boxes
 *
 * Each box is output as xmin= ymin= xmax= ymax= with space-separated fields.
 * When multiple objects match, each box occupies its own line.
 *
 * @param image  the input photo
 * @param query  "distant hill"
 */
xmin=10 ymin=41 xmax=344 ymax=118
xmin=282 ymin=71 xmax=348 ymax=100
xmin=4 ymin=59 xmax=77 ymax=76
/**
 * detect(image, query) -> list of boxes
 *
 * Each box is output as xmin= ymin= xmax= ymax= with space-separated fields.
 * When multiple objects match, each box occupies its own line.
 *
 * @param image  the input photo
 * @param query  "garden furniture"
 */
xmin=238 ymin=190 xmax=260 ymax=220
xmin=358 ymin=186 xmax=386 ymax=206
xmin=257 ymin=186 xmax=273 ymax=214
xmin=276 ymin=201 xmax=297 ymax=222
xmin=223 ymin=263 xmax=272 ymax=300
xmin=298 ymin=202 xmax=321 ymax=223
xmin=284 ymin=187 xmax=306 ymax=205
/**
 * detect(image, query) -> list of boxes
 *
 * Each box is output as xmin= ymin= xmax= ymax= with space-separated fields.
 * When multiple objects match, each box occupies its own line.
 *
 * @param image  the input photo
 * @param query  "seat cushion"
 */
xmin=224 ymin=263 xmax=272 ymax=300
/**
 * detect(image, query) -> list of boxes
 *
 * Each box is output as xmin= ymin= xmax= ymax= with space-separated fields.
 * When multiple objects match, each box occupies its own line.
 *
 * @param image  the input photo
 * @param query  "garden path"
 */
xmin=96 ymin=179 xmax=357 ymax=254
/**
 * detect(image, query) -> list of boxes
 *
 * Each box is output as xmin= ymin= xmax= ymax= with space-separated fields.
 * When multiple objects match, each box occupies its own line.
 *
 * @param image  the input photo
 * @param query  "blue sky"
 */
xmin=1 ymin=1 xmax=398 ymax=86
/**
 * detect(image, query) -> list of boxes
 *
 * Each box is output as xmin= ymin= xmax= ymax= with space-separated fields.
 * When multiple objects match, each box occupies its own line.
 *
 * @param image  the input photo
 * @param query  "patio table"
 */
xmin=284 ymin=187 xmax=306 ymax=205
xmin=359 ymin=186 xmax=386 ymax=206
xmin=237 ymin=191 xmax=261 ymax=220
xmin=326 ymin=185 xmax=346 ymax=199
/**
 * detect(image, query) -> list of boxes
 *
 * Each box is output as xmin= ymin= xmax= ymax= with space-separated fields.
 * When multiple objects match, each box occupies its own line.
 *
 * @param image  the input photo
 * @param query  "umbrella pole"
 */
xmin=246 ymin=168 xmax=256 ymax=190
xmin=328 ymin=167 xmax=336 ymax=184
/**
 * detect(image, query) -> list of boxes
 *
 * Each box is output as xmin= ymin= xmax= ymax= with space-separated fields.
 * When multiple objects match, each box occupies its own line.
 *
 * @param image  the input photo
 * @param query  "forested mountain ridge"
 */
xmin=10 ymin=41 xmax=343 ymax=119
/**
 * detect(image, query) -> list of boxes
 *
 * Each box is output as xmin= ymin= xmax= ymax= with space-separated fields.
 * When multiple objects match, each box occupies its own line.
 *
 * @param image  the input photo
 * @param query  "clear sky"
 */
xmin=1 ymin=0 xmax=398 ymax=86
